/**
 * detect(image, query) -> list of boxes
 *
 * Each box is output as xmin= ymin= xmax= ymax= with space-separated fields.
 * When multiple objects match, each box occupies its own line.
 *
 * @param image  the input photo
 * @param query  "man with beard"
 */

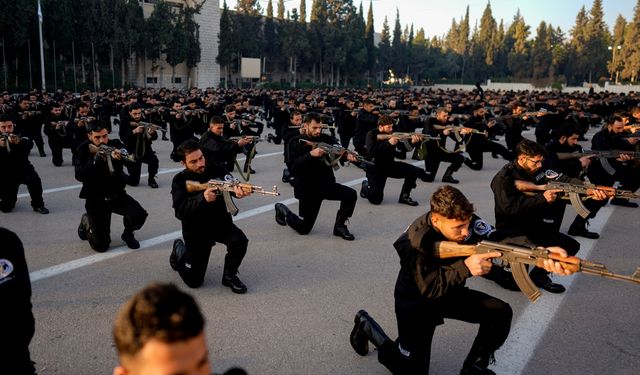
xmin=274 ymin=112 xmax=358 ymax=240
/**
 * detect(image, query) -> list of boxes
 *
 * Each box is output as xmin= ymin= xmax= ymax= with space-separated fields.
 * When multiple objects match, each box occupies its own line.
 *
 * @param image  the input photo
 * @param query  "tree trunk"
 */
xmin=121 ymin=58 xmax=126 ymax=87
xmin=81 ymin=54 xmax=86 ymax=84
xmin=15 ymin=56 xmax=18 ymax=88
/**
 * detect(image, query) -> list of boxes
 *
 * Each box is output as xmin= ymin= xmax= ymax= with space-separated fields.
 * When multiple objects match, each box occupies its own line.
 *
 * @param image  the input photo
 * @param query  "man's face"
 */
xmin=51 ymin=107 xmax=63 ymax=117
xmin=79 ymin=106 xmax=90 ymax=116
xmin=182 ymin=149 xmax=206 ymax=174
xmin=19 ymin=100 xmax=30 ymax=110
xmin=226 ymin=111 xmax=236 ymax=119
xmin=436 ymin=111 xmax=448 ymax=123
xmin=89 ymin=128 xmax=109 ymax=146
xmin=0 ymin=121 xmax=15 ymax=133
xmin=172 ymin=103 xmax=181 ymax=111
xmin=517 ymin=154 xmax=544 ymax=175
xmin=115 ymin=333 xmax=210 ymax=375
xmin=209 ymin=123 xmax=224 ymax=136
xmin=364 ymin=103 xmax=375 ymax=112
xmin=378 ymin=123 xmax=394 ymax=134
xmin=610 ymin=120 xmax=625 ymax=134
xmin=564 ymin=134 xmax=579 ymax=146
xmin=291 ymin=114 xmax=302 ymax=126
xmin=431 ymin=213 xmax=471 ymax=242
xmin=130 ymin=109 xmax=142 ymax=122
xmin=305 ymin=120 xmax=324 ymax=138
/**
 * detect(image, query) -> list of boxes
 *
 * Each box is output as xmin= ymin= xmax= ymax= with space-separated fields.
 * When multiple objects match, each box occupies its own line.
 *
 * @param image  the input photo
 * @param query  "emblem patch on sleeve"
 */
xmin=473 ymin=219 xmax=495 ymax=236
xmin=0 ymin=259 xmax=14 ymax=280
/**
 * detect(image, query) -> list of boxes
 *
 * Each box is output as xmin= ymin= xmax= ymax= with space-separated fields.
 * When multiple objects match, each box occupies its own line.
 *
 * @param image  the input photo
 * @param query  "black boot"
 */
xmin=568 ymin=216 xmax=599 ymax=239
xmin=282 ymin=168 xmax=290 ymax=183
xmin=460 ymin=353 xmax=496 ymax=375
xmin=360 ymin=180 xmax=369 ymax=198
xmin=274 ymin=203 xmax=290 ymax=226
xmin=442 ymin=167 xmax=460 ymax=184
xmin=333 ymin=212 xmax=355 ymax=241
xmin=398 ymin=192 xmax=419 ymax=206
xmin=349 ymin=310 xmax=391 ymax=356
xmin=78 ymin=213 xmax=89 ymax=241
xmin=148 ymin=176 xmax=159 ymax=189
xmin=222 ymin=271 xmax=247 ymax=294
xmin=121 ymin=230 xmax=140 ymax=249
xmin=170 ymin=239 xmax=186 ymax=271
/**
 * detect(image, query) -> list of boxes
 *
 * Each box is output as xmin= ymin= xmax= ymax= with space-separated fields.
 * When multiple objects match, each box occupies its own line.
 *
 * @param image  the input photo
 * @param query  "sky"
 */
xmin=223 ymin=0 xmax=637 ymax=39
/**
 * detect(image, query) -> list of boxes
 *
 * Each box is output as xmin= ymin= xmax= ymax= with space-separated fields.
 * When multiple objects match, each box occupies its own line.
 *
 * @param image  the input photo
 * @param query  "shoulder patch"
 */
xmin=544 ymin=169 xmax=561 ymax=180
xmin=473 ymin=219 xmax=495 ymax=236
xmin=0 ymin=259 xmax=14 ymax=280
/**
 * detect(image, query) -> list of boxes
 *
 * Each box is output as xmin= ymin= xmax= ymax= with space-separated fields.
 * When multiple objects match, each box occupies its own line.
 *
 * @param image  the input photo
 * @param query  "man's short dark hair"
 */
xmin=430 ymin=185 xmax=475 ymax=221
xmin=113 ymin=283 xmax=205 ymax=358
xmin=290 ymin=111 xmax=301 ymax=120
xmin=87 ymin=120 xmax=108 ymax=134
xmin=515 ymin=139 xmax=546 ymax=158
xmin=176 ymin=139 xmax=200 ymax=162
xmin=378 ymin=115 xmax=394 ymax=126
xmin=129 ymin=103 xmax=142 ymax=111
xmin=556 ymin=123 xmax=580 ymax=139
xmin=0 ymin=114 xmax=13 ymax=122
xmin=225 ymin=104 xmax=236 ymax=113
xmin=209 ymin=116 xmax=224 ymax=125
xmin=304 ymin=112 xmax=323 ymax=124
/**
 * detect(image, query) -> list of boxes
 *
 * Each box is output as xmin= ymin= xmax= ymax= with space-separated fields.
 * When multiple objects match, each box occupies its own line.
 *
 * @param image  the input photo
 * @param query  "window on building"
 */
xmin=146 ymin=77 xmax=158 ymax=84
xmin=172 ymin=77 xmax=182 ymax=84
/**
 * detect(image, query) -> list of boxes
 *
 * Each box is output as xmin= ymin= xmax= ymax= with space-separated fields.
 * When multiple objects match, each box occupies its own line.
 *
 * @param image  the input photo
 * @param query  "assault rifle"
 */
xmin=131 ymin=121 xmax=167 ymax=139
xmin=433 ymin=240 xmax=640 ymax=302
xmin=18 ymin=110 xmax=41 ymax=118
xmin=88 ymin=143 xmax=135 ymax=174
xmin=185 ymin=178 xmax=280 ymax=216
xmin=376 ymin=132 xmax=441 ymax=151
xmin=299 ymin=139 xmax=373 ymax=170
xmin=289 ymin=124 xmax=337 ymax=130
xmin=0 ymin=132 xmax=28 ymax=152
xmin=514 ymin=180 xmax=640 ymax=218
xmin=555 ymin=149 xmax=639 ymax=176
xmin=228 ymin=135 xmax=270 ymax=143
xmin=432 ymin=124 xmax=488 ymax=136
xmin=555 ymin=149 xmax=640 ymax=161
xmin=51 ymin=120 xmax=70 ymax=136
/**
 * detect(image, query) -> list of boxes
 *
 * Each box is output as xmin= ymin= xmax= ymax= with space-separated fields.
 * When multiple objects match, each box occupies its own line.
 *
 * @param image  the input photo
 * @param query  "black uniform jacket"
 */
xmin=74 ymin=139 xmax=127 ymax=199
xmin=365 ymin=128 xmax=404 ymax=169
xmin=393 ymin=213 xmax=497 ymax=323
xmin=491 ymin=161 xmax=576 ymax=236
xmin=589 ymin=128 xmax=635 ymax=177
xmin=199 ymin=131 xmax=242 ymax=174
xmin=118 ymin=117 xmax=157 ymax=159
xmin=544 ymin=140 xmax=584 ymax=178
xmin=171 ymin=167 xmax=234 ymax=237
xmin=289 ymin=133 xmax=339 ymax=199
xmin=0 ymin=136 xmax=34 ymax=179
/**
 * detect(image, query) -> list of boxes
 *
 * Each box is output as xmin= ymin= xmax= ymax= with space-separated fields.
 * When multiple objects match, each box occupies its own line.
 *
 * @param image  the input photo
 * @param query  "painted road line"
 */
xmin=492 ymin=204 xmax=614 ymax=374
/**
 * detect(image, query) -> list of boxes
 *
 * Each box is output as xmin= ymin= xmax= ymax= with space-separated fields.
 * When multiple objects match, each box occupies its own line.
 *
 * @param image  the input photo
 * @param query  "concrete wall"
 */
xmin=414 ymin=81 xmax=640 ymax=94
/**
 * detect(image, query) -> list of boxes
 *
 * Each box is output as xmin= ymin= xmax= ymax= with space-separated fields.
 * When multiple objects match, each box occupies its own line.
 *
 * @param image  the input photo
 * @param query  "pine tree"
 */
xmin=217 ymin=0 xmax=235 ymax=87
xmin=531 ymin=21 xmax=552 ymax=79
xmin=621 ymin=0 xmax=640 ymax=82
xmin=608 ymin=15 xmax=626 ymax=82
xmin=277 ymin=0 xmax=285 ymax=20
xmin=266 ymin=0 xmax=273 ymax=18
xmin=584 ymin=0 xmax=610 ymax=83
xmin=300 ymin=0 xmax=307 ymax=23
xmin=365 ymin=0 xmax=375 ymax=79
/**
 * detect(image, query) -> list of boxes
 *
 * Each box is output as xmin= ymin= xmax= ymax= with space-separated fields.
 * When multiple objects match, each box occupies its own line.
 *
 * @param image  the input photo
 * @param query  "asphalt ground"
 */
xmin=2 ymin=125 xmax=639 ymax=374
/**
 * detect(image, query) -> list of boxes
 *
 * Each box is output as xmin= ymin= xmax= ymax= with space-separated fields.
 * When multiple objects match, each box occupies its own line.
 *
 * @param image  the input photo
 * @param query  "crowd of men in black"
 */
xmin=1 ymin=85 xmax=639 ymax=374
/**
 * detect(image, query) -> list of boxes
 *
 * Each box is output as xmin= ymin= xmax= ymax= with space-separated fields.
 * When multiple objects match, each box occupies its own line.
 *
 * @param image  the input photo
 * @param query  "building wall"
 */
xmin=133 ymin=0 xmax=220 ymax=89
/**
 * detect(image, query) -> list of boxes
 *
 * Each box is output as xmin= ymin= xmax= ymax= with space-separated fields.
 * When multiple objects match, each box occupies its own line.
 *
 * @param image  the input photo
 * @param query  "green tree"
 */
xmin=621 ymin=0 xmax=640 ymax=82
xmin=584 ymin=0 xmax=610 ymax=83
xmin=277 ymin=0 xmax=285 ymax=20
xmin=300 ymin=0 xmax=307 ymax=23
xmin=506 ymin=10 xmax=530 ymax=78
xmin=531 ymin=21 xmax=552 ymax=79
xmin=364 ymin=0 xmax=375 ymax=80
xmin=217 ymin=0 xmax=235 ymax=87
xmin=608 ymin=15 xmax=626 ymax=82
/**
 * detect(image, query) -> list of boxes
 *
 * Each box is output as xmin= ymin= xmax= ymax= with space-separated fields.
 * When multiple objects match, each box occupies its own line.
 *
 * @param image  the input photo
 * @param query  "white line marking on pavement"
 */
xmin=492 ymin=204 xmax=614 ymax=374
xmin=29 ymin=172 xmax=366 ymax=283
xmin=18 ymin=151 xmax=283 ymax=198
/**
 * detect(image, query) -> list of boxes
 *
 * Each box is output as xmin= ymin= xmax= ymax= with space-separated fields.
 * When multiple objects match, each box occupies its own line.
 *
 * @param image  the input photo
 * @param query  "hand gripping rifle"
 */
xmin=514 ymin=180 xmax=640 ymax=219
xmin=228 ymin=135 xmax=271 ymax=143
xmin=131 ymin=121 xmax=167 ymax=140
xmin=88 ymin=143 xmax=135 ymax=175
xmin=433 ymin=240 xmax=640 ymax=302
xmin=185 ymin=177 xmax=280 ymax=216
xmin=0 ymin=132 xmax=28 ymax=152
xmin=299 ymin=138 xmax=374 ymax=170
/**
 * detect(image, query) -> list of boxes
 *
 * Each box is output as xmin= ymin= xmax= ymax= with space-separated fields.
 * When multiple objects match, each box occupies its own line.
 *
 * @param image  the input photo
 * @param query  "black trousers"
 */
xmin=378 ymin=288 xmax=512 ymax=374
xmin=525 ymin=229 xmax=580 ymax=280
xmin=286 ymin=183 xmax=357 ymax=235
xmin=422 ymin=143 xmax=464 ymax=181
xmin=465 ymin=138 xmax=512 ymax=170
xmin=339 ymin=130 xmax=354 ymax=149
xmin=366 ymin=162 xmax=419 ymax=205
xmin=47 ymin=135 xmax=73 ymax=166
xmin=84 ymin=193 xmax=148 ymax=252
xmin=0 ymin=166 xmax=44 ymax=212
xmin=177 ymin=225 xmax=248 ymax=288
xmin=126 ymin=151 xmax=160 ymax=186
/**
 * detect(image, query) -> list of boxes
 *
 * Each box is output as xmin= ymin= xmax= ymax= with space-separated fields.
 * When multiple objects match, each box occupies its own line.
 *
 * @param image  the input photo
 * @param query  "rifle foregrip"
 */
xmin=185 ymin=181 xmax=209 ymax=193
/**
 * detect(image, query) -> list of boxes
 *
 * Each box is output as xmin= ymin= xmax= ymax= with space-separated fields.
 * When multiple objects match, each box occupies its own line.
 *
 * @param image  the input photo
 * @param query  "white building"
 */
xmin=133 ymin=0 xmax=220 ymax=88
